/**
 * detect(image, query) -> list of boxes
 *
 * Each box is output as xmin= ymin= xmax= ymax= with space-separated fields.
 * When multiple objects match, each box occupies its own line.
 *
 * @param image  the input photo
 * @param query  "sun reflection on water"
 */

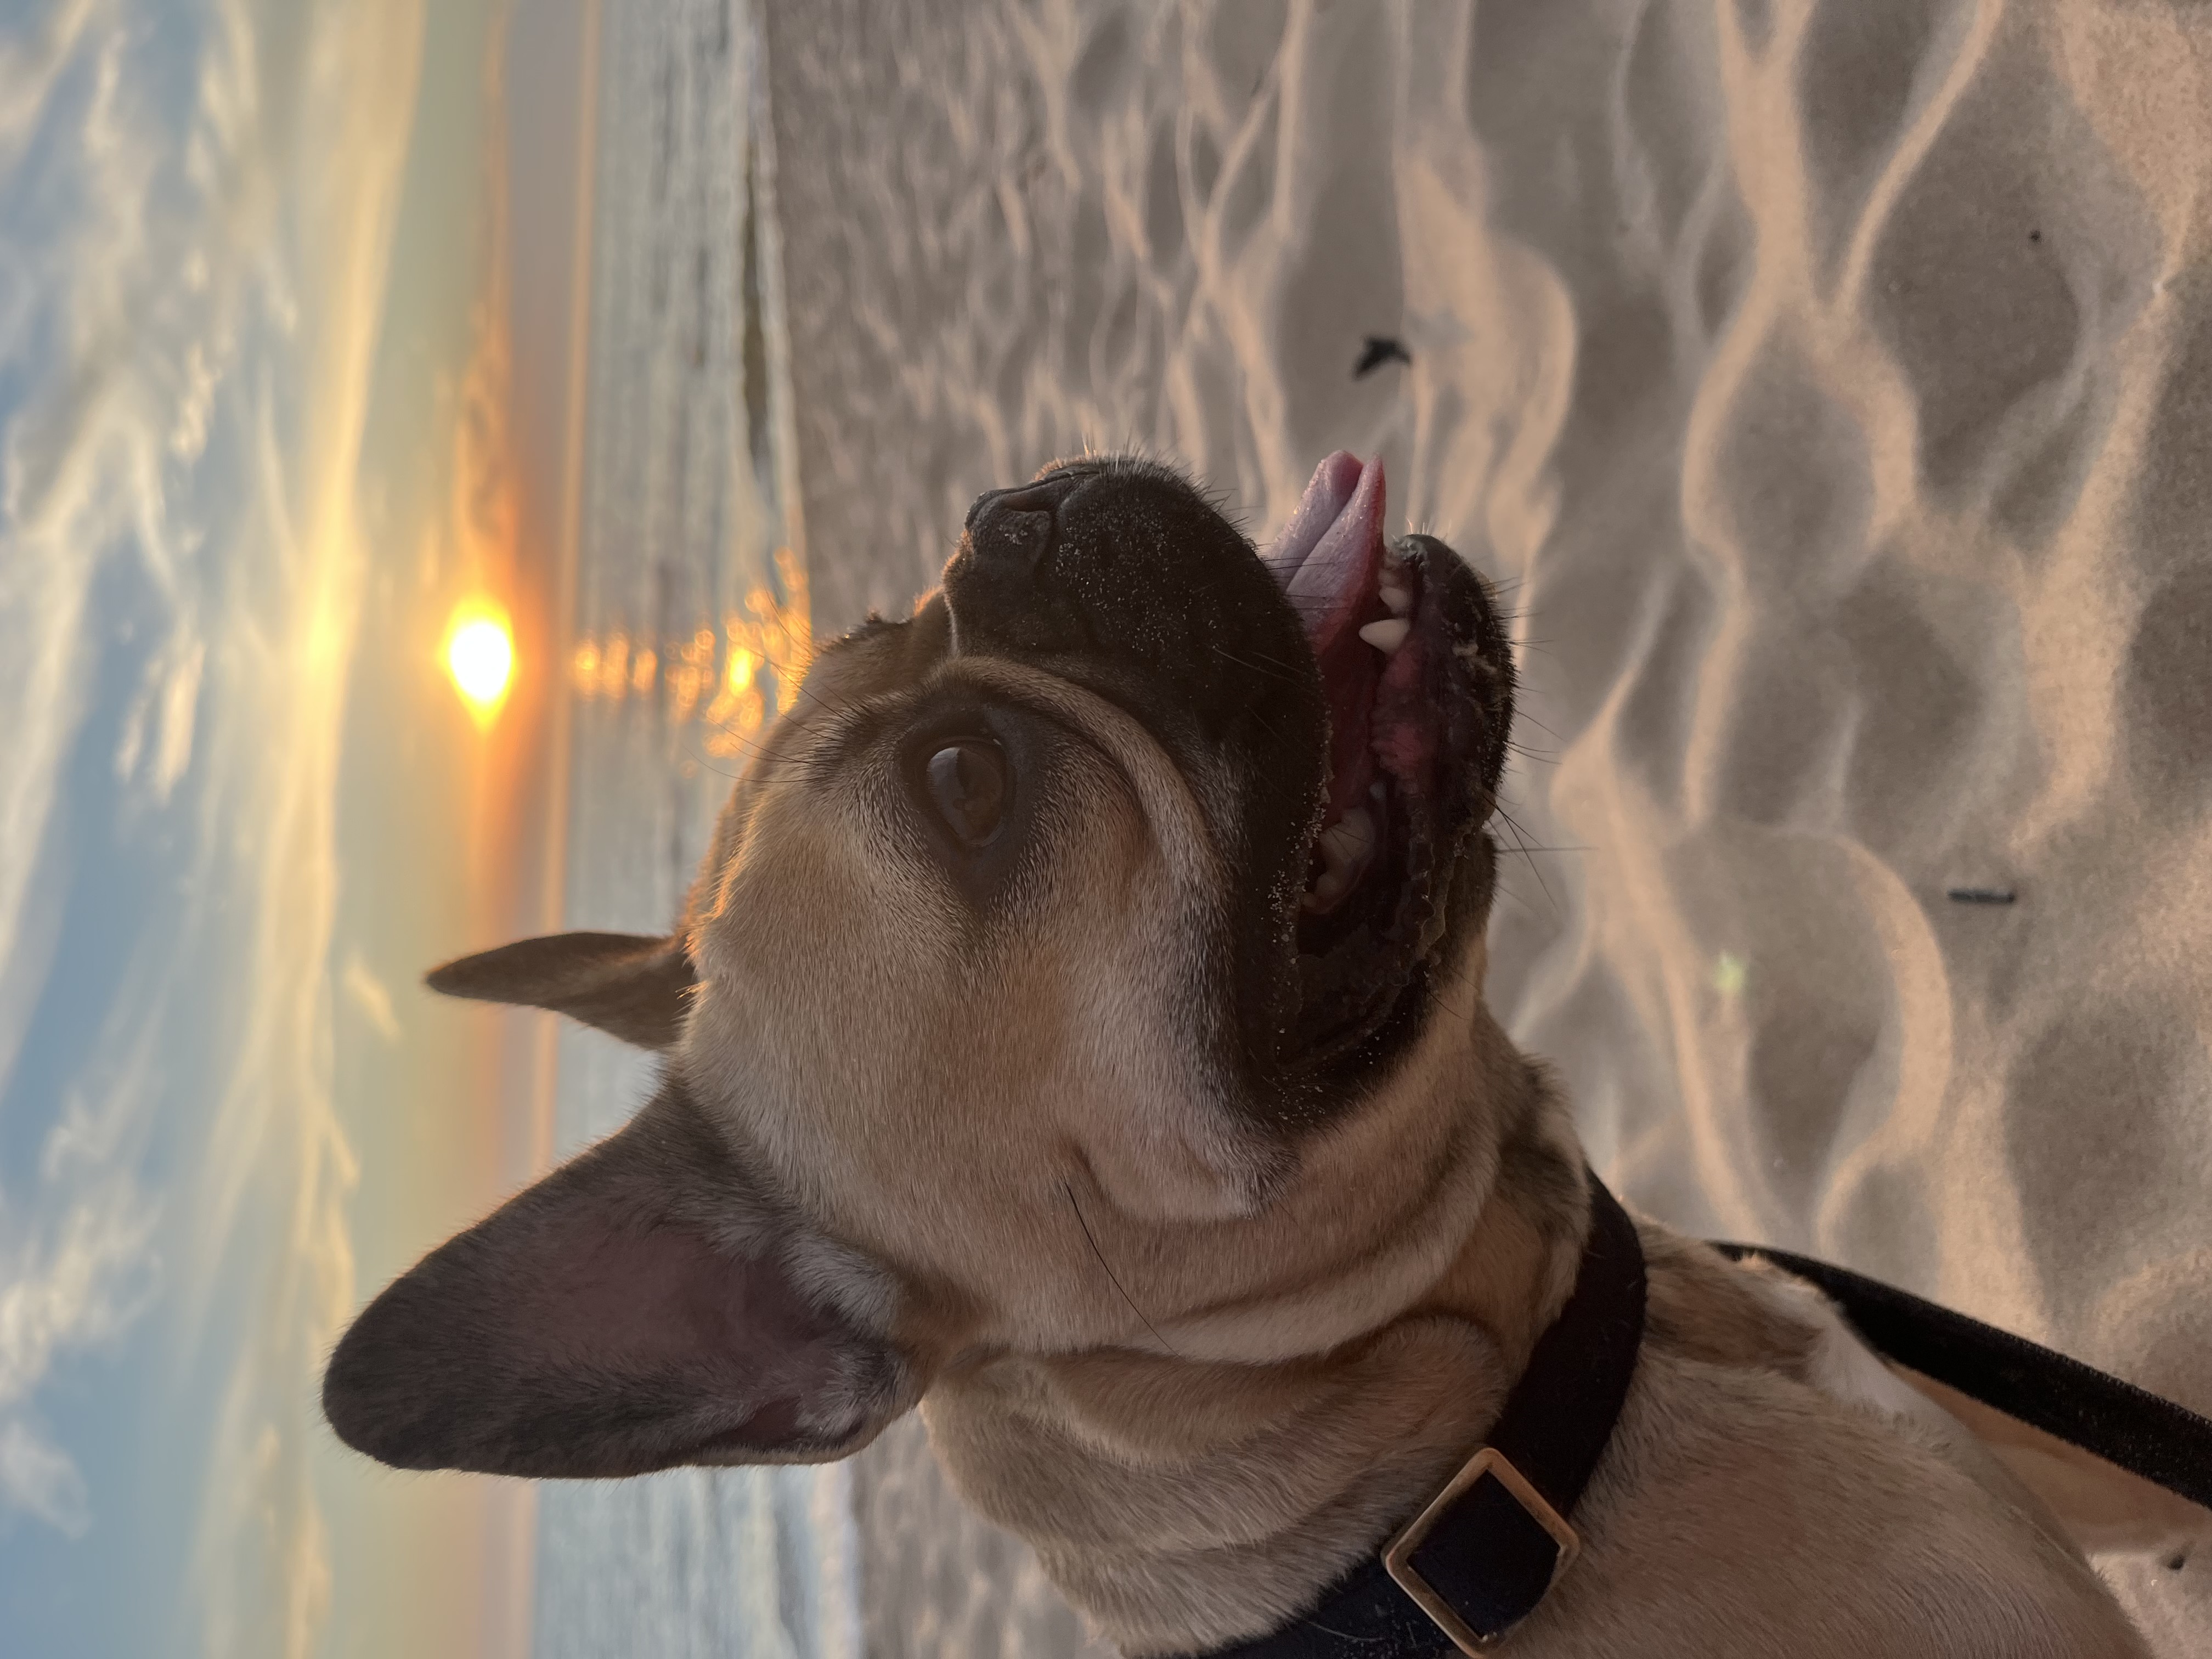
xmin=568 ymin=546 xmax=810 ymax=755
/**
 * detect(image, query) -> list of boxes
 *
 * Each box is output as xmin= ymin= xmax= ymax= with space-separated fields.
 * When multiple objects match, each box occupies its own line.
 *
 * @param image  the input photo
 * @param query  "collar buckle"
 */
xmin=1381 ymin=1446 xmax=1582 ymax=1654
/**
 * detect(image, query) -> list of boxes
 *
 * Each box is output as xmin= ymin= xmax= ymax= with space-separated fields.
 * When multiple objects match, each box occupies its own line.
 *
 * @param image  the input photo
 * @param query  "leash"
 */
xmin=1186 ymin=1176 xmax=2212 ymax=1658
xmin=1708 ymin=1239 xmax=2212 ymax=1512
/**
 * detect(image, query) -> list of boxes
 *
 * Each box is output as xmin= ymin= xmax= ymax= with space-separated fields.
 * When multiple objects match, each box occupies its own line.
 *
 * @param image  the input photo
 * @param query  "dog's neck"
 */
xmin=922 ymin=1031 xmax=1590 ymax=1656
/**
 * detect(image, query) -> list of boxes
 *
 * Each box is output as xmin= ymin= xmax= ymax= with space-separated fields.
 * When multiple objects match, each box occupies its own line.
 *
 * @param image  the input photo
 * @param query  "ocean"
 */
xmin=530 ymin=3 xmax=858 ymax=1656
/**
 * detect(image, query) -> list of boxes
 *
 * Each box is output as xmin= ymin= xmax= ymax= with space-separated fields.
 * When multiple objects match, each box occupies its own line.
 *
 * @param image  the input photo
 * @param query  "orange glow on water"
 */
xmin=564 ymin=546 xmax=812 ymax=760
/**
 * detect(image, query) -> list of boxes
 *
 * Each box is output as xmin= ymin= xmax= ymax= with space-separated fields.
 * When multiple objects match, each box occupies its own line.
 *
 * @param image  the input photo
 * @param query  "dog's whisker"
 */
xmin=1491 ymin=805 xmax=1560 ymax=917
xmin=1210 ymin=643 xmax=1302 ymax=684
xmin=1502 ymin=735 xmax=1562 ymax=765
xmin=1062 ymin=1179 xmax=1180 ymax=1359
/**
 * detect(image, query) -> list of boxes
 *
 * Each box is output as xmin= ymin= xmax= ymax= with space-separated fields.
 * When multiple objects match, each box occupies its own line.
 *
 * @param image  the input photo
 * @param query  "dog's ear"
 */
xmin=321 ymin=1081 xmax=918 ymax=1478
xmin=425 ymin=930 xmax=695 ymax=1049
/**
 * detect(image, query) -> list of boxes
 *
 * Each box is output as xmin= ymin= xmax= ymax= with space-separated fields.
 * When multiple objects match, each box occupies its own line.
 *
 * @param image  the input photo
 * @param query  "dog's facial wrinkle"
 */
xmin=940 ymin=460 xmax=1328 ymax=1118
xmin=938 ymin=453 xmax=1515 ymax=1135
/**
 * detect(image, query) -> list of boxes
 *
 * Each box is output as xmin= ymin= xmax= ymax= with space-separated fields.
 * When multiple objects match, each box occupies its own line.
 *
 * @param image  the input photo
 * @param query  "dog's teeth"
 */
xmin=1321 ymin=808 xmax=1376 ymax=861
xmin=1302 ymin=870 xmax=1347 ymax=911
xmin=1379 ymin=583 xmax=1411 ymax=617
xmin=1359 ymin=618 xmax=1410 ymax=654
xmin=1305 ymin=808 xmax=1379 ymax=911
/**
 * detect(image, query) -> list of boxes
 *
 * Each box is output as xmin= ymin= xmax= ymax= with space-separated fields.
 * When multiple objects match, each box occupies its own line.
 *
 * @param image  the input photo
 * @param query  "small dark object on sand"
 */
xmin=1946 ymin=887 xmax=2017 ymax=905
xmin=1353 ymin=335 xmax=1412 ymax=378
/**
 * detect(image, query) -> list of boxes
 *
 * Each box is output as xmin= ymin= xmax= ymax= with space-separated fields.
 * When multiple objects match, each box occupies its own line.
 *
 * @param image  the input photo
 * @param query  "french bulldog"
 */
xmin=325 ymin=453 xmax=2157 ymax=1656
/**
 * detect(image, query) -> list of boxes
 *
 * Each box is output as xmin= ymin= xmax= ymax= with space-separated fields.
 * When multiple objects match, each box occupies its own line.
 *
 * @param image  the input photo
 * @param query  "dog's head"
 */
xmin=323 ymin=453 xmax=1517 ymax=1480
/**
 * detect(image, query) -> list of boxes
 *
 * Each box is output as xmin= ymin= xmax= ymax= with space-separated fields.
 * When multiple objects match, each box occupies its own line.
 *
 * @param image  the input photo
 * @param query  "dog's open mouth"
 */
xmin=1263 ymin=453 xmax=1510 ymax=1067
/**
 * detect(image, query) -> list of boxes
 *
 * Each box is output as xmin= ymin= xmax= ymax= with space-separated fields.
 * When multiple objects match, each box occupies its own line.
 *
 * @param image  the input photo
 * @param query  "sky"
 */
xmin=0 ymin=1 xmax=592 ymax=1653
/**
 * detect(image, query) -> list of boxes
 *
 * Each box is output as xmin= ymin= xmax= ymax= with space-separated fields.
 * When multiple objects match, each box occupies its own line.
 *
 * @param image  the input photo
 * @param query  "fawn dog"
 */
xmin=325 ymin=454 xmax=2153 ymax=1656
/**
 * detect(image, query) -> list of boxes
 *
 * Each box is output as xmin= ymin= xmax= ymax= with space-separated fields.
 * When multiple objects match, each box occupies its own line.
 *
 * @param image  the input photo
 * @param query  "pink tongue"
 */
xmin=1268 ymin=454 xmax=1387 ymax=658
xmin=1265 ymin=454 xmax=1390 ymax=828
xmin=1289 ymin=458 xmax=1387 ymax=653
xmin=1263 ymin=451 xmax=1363 ymax=586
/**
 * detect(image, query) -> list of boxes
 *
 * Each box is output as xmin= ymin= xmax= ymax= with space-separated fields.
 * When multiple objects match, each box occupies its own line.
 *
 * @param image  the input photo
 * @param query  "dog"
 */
xmin=324 ymin=453 xmax=2163 ymax=1656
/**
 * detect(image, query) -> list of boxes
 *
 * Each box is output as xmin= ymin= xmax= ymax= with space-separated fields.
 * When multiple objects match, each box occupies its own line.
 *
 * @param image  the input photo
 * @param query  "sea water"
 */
xmin=531 ymin=3 xmax=857 ymax=1655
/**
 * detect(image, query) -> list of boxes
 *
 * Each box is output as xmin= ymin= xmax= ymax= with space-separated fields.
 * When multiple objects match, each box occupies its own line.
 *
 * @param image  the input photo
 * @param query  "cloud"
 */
xmin=340 ymin=951 xmax=401 ymax=1043
xmin=0 ymin=1179 xmax=159 ymax=1536
xmin=0 ymin=1419 xmax=89 ymax=1538
xmin=0 ymin=1187 xmax=157 ymax=1404
xmin=0 ymin=0 xmax=430 ymax=1649
xmin=115 ymin=635 xmax=207 ymax=804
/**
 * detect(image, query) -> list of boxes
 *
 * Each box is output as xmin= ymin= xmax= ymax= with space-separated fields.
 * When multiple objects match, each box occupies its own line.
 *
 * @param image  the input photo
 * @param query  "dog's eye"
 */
xmin=923 ymin=740 xmax=1008 ymax=845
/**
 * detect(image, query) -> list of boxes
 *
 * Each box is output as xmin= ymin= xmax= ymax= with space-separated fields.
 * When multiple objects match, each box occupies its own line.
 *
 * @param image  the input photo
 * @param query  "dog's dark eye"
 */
xmin=923 ymin=740 xmax=1008 ymax=845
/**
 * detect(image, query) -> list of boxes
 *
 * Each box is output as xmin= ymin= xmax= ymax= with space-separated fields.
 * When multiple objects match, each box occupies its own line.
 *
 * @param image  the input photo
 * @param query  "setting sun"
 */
xmin=444 ymin=599 xmax=514 ymax=725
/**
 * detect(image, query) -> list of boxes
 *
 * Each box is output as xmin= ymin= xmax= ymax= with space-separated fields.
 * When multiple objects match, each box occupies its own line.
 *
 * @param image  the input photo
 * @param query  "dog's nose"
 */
xmin=961 ymin=470 xmax=1089 ymax=576
xmin=944 ymin=456 xmax=1272 ymax=673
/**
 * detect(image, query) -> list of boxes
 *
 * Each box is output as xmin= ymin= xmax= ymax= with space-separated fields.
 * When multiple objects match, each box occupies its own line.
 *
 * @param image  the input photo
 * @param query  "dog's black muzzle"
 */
xmin=945 ymin=457 xmax=1325 ymax=760
xmin=943 ymin=458 xmax=1329 ymax=1114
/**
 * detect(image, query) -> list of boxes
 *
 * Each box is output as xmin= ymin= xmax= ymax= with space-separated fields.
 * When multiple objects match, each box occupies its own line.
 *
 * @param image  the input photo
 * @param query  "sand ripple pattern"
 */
xmin=764 ymin=2 xmax=2212 ymax=1652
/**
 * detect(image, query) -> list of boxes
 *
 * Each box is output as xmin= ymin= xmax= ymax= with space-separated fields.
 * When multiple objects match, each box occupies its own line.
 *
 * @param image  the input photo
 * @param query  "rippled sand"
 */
xmin=763 ymin=2 xmax=2212 ymax=1652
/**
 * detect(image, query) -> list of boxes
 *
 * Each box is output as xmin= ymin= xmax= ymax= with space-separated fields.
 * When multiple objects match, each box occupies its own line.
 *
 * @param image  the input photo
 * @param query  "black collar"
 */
xmin=1185 ymin=1171 xmax=1647 ymax=1658
xmin=1182 ymin=1175 xmax=2212 ymax=1659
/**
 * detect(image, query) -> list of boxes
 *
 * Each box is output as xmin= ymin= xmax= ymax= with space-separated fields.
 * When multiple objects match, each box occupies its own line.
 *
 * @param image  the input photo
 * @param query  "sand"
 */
xmin=759 ymin=2 xmax=2212 ymax=1652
